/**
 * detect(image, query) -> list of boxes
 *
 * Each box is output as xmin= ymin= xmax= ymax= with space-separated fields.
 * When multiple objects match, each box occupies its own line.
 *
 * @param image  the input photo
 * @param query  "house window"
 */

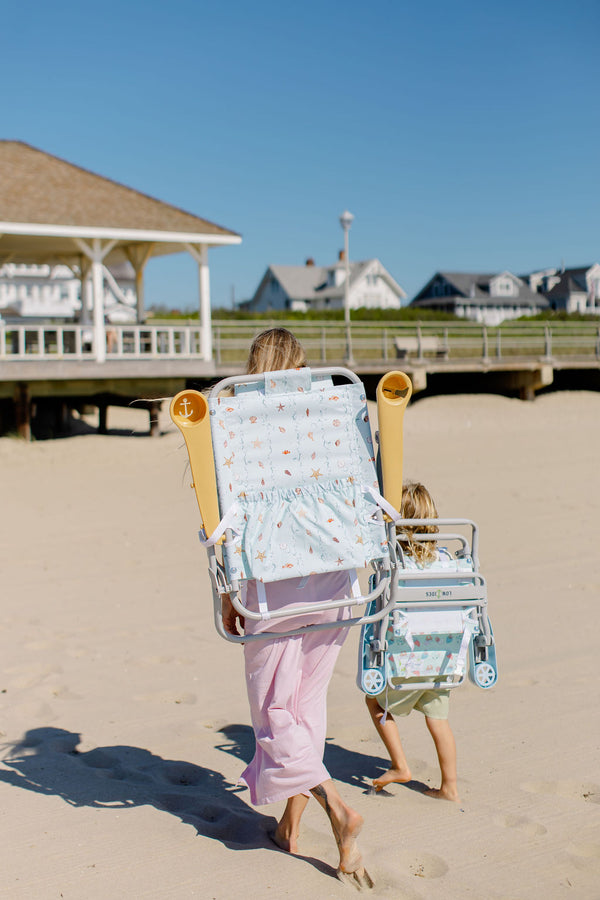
xmin=493 ymin=278 xmax=515 ymax=296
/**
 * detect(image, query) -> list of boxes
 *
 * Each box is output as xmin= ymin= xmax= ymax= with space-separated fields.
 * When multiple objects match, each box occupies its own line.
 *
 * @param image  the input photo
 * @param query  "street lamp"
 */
xmin=339 ymin=209 xmax=354 ymax=365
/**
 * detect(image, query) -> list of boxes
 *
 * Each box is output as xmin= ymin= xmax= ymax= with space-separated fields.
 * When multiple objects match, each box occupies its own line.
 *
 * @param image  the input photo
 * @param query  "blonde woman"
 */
xmin=222 ymin=328 xmax=373 ymax=889
xmin=365 ymin=482 xmax=460 ymax=801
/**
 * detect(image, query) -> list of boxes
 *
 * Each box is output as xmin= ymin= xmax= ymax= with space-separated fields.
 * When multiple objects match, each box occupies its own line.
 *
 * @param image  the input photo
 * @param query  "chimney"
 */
xmin=305 ymin=257 xmax=315 ymax=267
xmin=338 ymin=249 xmax=345 ymax=262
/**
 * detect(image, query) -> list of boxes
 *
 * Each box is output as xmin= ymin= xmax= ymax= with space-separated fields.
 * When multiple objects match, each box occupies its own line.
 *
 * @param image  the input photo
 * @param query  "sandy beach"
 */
xmin=1 ymin=389 xmax=599 ymax=899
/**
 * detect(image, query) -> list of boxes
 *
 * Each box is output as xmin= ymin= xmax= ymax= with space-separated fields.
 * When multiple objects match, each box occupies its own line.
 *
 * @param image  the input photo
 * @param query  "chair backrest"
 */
xmin=388 ymin=554 xmax=479 ymax=685
xmin=208 ymin=367 xmax=388 ymax=584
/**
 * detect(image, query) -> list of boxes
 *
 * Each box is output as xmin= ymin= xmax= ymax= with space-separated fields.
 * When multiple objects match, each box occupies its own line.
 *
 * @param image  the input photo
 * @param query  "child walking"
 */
xmin=365 ymin=481 xmax=460 ymax=801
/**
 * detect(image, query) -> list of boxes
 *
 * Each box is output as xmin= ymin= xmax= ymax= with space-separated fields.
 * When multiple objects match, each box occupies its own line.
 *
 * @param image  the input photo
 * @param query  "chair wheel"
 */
xmin=474 ymin=662 xmax=497 ymax=689
xmin=362 ymin=668 xmax=385 ymax=694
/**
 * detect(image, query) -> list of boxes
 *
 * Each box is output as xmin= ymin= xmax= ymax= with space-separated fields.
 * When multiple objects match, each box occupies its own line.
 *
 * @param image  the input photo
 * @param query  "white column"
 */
xmin=92 ymin=240 xmax=106 ymax=363
xmin=74 ymin=238 xmax=117 ymax=363
xmin=79 ymin=256 xmax=92 ymax=325
xmin=125 ymin=243 xmax=154 ymax=323
xmin=184 ymin=243 xmax=212 ymax=361
xmin=199 ymin=247 xmax=212 ymax=360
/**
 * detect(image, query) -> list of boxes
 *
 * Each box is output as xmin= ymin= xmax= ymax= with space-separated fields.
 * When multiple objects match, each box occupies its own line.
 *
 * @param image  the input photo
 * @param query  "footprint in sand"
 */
xmin=520 ymin=780 xmax=599 ymax=804
xmin=158 ymin=761 xmax=208 ymax=786
xmin=565 ymin=842 xmax=600 ymax=871
xmin=493 ymin=813 xmax=547 ymax=836
xmin=394 ymin=851 xmax=449 ymax=879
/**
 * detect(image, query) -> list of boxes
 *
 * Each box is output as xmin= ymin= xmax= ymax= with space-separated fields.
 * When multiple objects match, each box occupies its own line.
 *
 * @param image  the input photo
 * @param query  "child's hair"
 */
xmin=246 ymin=327 xmax=307 ymax=375
xmin=398 ymin=481 xmax=439 ymax=565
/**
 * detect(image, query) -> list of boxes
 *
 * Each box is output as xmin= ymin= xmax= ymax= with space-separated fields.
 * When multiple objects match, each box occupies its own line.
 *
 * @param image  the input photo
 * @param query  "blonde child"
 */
xmin=365 ymin=481 xmax=460 ymax=801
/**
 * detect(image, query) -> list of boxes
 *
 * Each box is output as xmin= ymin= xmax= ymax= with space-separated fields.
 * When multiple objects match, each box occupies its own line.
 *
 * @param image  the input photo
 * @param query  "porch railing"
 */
xmin=1 ymin=319 xmax=600 ymax=366
xmin=0 ymin=323 xmax=205 ymax=360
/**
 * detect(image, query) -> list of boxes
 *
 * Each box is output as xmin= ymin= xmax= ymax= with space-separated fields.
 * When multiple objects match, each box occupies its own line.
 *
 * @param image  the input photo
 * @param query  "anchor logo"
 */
xmin=178 ymin=397 xmax=194 ymax=419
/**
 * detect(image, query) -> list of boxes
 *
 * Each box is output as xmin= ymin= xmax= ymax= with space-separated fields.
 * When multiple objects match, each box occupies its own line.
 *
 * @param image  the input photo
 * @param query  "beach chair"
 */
xmin=358 ymin=520 xmax=498 ymax=694
xmin=170 ymin=367 xmax=411 ymax=643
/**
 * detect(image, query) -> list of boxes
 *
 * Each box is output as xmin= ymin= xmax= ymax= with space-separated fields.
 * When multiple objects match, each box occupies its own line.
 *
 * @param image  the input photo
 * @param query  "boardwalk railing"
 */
xmin=1 ymin=319 xmax=600 ymax=366
xmin=0 ymin=323 xmax=205 ymax=360
xmin=212 ymin=320 xmax=600 ymax=367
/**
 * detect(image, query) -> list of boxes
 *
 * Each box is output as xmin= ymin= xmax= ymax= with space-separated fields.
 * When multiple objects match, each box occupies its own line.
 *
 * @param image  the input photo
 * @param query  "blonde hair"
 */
xmin=398 ymin=481 xmax=439 ymax=565
xmin=246 ymin=327 xmax=307 ymax=375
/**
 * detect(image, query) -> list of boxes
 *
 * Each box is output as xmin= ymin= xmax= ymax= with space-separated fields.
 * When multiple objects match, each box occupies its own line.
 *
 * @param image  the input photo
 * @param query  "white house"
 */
xmin=410 ymin=271 xmax=548 ymax=325
xmin=0 ymin=261 xmax=137 ymax=322
xmin=244 ymin=255 xmax=407 ymax=313
xmin=524 ymin=264 xmax=600 ymax=314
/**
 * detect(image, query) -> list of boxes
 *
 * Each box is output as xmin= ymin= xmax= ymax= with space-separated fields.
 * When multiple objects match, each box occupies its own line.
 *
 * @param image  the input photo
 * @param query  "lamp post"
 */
xmin=339 ymin=209 xmax=354 ymax=365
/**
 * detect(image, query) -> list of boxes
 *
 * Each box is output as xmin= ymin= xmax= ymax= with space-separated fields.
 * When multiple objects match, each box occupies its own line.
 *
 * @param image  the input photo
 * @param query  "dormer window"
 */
xmin=491 ymin=276 xmax=516 ymax=297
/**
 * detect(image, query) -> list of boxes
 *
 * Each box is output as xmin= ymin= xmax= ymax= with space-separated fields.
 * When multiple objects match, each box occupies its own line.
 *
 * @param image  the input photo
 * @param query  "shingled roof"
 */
xmin=413 ymin=271 xmax=544 ymax=308
xmin=0 ymin=141 xmax=239 ymax=237
xmin=269 ymin=261 xmax=372 ymax=301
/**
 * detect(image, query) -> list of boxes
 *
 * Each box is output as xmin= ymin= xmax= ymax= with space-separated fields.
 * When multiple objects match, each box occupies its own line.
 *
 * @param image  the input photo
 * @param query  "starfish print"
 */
xmin=336 ymin=557 xmax=344 ymax=566
xmin=255 ymin=550 xmax=266 ymax=562
xmin=253 ymin=439 xmax=262 ymax=448
xmin=223 ymin=455 xmax=234 ymax=468
xmin=277 ymin=403 xmax=285 ymax=411
xmin=310 ymin=468 xmax=322 ymax=480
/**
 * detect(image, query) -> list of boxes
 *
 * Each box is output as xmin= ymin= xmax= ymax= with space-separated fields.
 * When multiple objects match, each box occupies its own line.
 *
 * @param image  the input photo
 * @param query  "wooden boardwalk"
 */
xmin=1 ymin=320 xmax=599 ymax=437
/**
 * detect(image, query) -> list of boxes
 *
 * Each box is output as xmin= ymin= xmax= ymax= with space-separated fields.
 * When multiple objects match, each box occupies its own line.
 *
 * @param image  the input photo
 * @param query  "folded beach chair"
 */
xmin=358 ymin=521 xmax=498 ymax=692
xmin=170 ymin=367 xmax=412 ymax=643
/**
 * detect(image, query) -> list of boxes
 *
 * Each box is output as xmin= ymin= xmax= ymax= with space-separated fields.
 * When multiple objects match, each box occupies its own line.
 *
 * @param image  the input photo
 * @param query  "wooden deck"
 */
xmin=2 ymin=319 xmax=600 ymax=437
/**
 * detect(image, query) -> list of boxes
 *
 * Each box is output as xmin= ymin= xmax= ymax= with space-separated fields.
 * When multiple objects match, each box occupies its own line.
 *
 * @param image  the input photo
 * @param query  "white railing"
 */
xmin=0 ymin=323 xmax=206 ymax=361
xmin=1 ymin=319 xmax=600 ymax=366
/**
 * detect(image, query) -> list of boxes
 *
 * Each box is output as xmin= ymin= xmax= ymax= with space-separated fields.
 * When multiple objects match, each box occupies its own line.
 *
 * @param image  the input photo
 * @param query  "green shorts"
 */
xmin=374 ymin=687 xmax=450 ymax=720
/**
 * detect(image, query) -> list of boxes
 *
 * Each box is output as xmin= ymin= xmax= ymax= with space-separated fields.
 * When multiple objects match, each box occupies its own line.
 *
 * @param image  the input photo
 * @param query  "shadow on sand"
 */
xmin=0 ymin=727 xmax=335 ymax=877
xmin=216 ymin=723 xmax=432 ymax=797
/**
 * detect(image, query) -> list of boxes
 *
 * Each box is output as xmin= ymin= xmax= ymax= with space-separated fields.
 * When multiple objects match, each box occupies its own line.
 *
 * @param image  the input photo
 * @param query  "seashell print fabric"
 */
xmin=208 ymin=367 xmax=387 ymax=583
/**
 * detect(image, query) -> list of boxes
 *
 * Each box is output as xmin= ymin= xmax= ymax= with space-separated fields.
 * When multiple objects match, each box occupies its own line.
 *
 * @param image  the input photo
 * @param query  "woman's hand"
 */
xmin=221 ymin=594 xmax=245 ymax=636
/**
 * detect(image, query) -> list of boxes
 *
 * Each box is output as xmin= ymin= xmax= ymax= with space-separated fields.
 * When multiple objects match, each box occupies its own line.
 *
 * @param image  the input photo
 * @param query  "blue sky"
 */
xmin=3 ymin=0 xmax=599 ymax=309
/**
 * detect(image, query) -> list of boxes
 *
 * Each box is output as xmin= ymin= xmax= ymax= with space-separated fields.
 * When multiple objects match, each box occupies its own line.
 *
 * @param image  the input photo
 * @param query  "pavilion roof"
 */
xmin=0 ymin=141 xmax=239 ymax=237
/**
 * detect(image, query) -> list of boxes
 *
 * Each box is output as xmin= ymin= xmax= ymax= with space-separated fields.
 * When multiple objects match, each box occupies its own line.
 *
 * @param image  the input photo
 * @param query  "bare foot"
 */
xmin=336 ymin=807 xmax=368 ymax=877
xmin=424 ymin=785 xmax=459 ymax=802
xmin=337 ymin=867 xmax=375 ymax=890
xmin=270 ymin=825 xmax=299 ymax=853
xmin=373 ymin=765 xmax=412 ymax=792
xmin=310 ymin=781 xmax=374 ymax=889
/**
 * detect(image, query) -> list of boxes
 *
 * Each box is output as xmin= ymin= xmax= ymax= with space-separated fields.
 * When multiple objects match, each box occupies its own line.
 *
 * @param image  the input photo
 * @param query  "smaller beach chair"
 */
xmin=171 ymin=367 xmax=411 ymax=643
xmin=358 ymin=519 xmax=498 ymax=693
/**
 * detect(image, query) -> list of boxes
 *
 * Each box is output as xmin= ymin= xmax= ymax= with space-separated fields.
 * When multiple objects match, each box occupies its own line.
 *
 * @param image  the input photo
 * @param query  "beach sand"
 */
xmin=1 ymin=391 xmax=599 ymax=899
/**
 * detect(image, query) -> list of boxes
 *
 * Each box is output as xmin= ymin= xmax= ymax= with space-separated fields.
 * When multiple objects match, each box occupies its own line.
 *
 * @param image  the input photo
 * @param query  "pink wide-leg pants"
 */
xmin=239 ymin=571 xmax=351 ymax=806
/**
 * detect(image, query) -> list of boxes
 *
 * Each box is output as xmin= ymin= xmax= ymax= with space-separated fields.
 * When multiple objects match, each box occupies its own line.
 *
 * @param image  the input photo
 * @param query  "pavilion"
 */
xmin=0 ymin=141 xmax=241 ymax=362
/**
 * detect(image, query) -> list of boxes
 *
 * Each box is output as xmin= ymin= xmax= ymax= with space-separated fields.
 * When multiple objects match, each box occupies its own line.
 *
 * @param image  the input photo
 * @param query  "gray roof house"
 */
xmin=525 ymin=264 xmax=600 ymax=314
xmin=243 ymin=255 xmax=406 ymax=313
xmin=410 ymin=271 xmax=548 ymax=325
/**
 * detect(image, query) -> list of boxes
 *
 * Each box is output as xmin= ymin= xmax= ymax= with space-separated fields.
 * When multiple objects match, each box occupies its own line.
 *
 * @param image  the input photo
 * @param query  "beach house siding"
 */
xmin=525 ymin=264 xmax=600 ymax=315
xmin=245 ymin=257 xmax=406 ymax=313
xmin=410 ymin=270 xmax=548 ymax=325
xmin=0 ymin=262 xmax=137 ymax=322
